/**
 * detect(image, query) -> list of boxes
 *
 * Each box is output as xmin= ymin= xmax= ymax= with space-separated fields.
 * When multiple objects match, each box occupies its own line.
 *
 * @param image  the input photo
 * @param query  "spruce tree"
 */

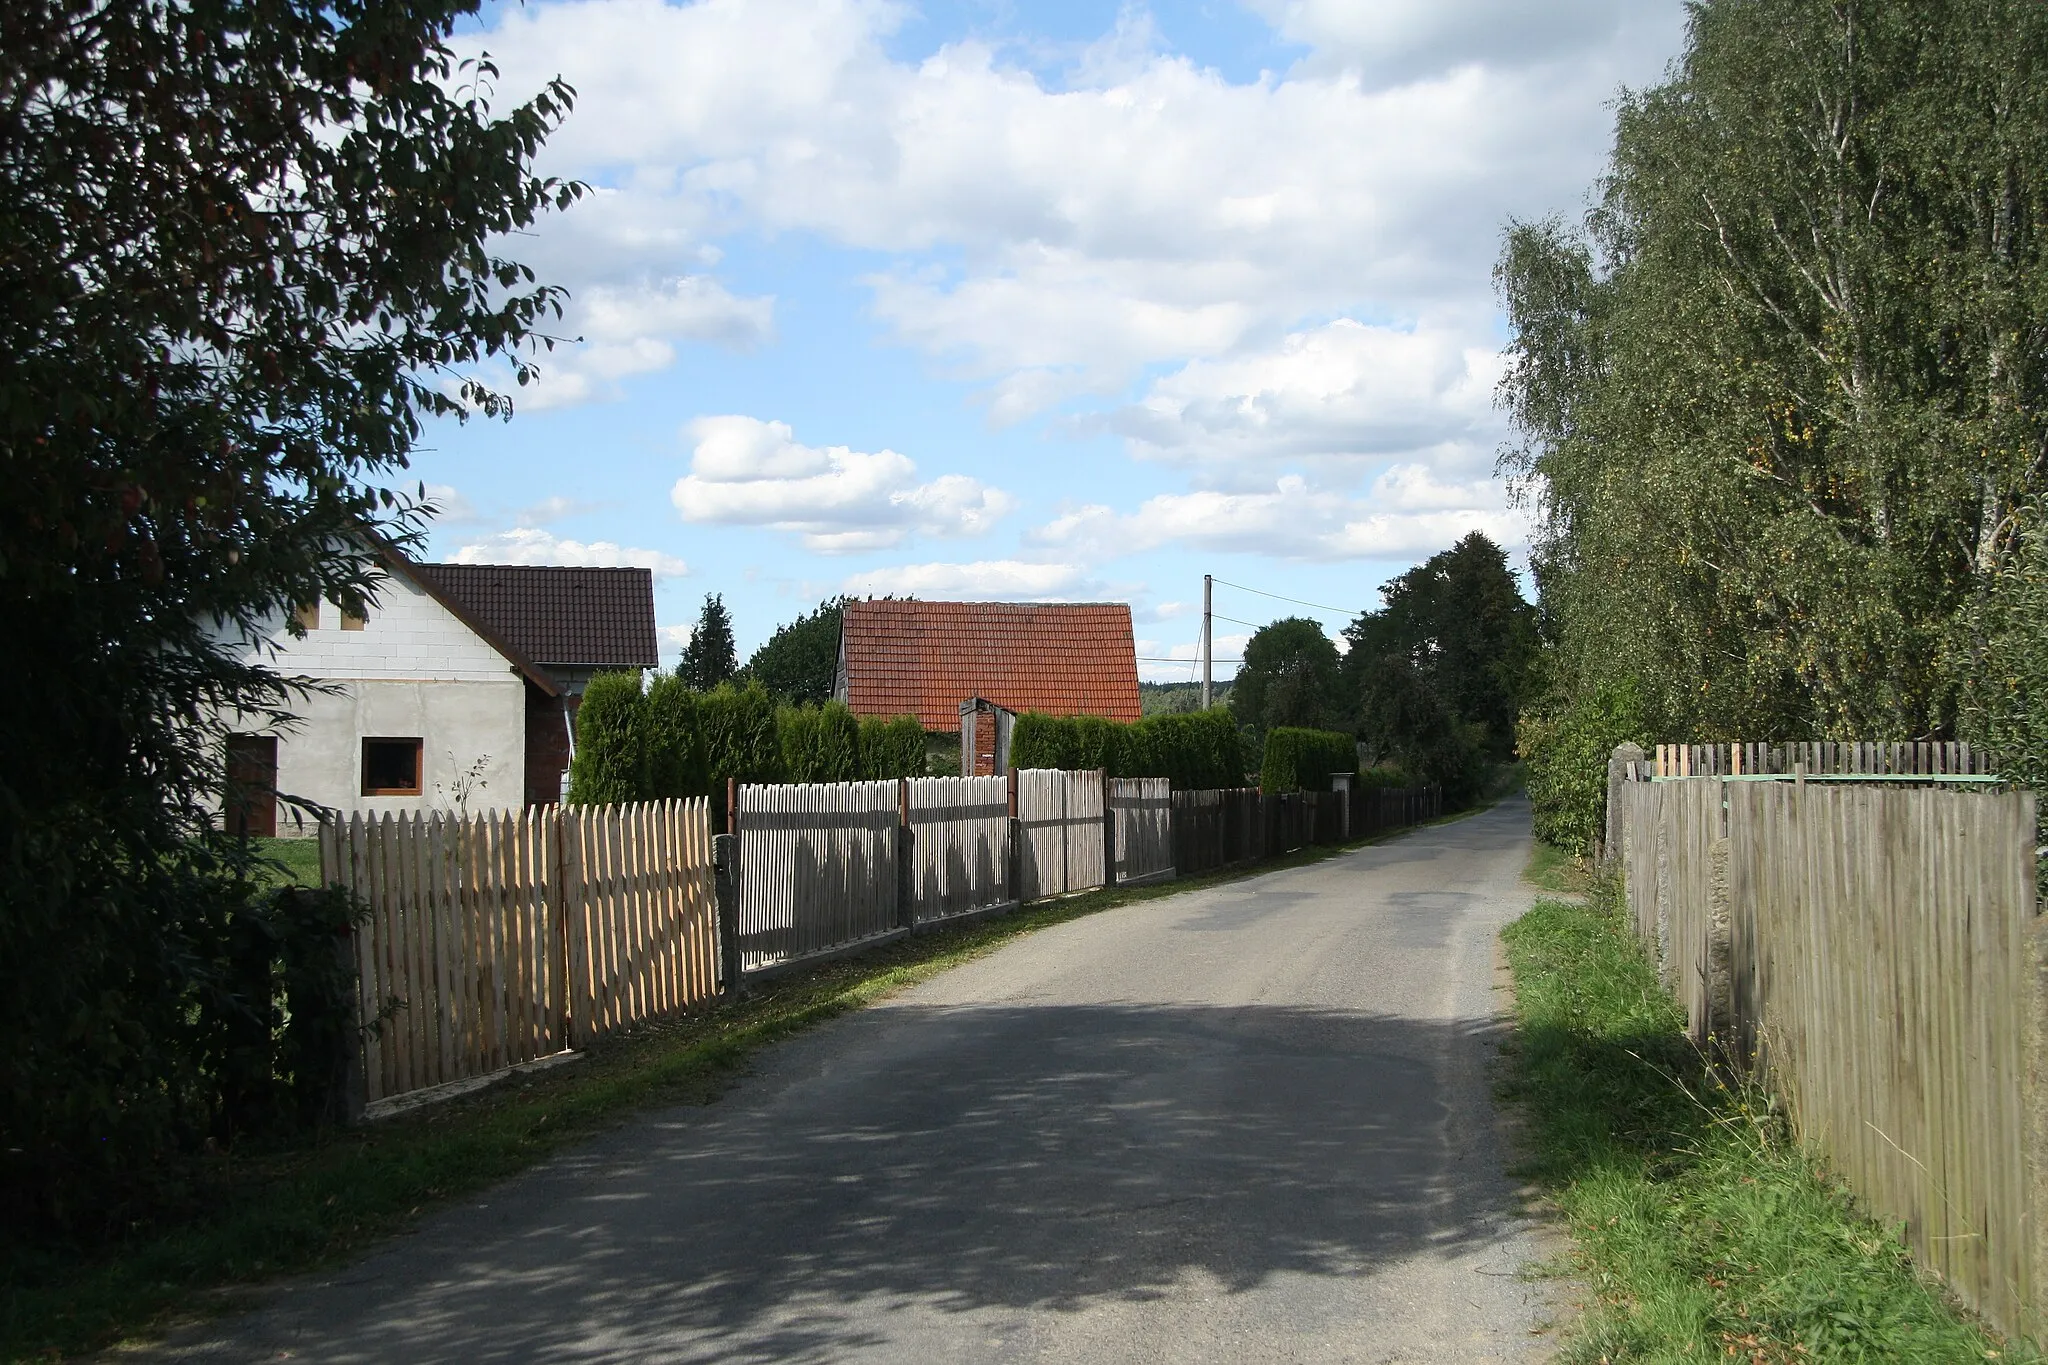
xmin=678 ymin=593 xmax=739 ymax=691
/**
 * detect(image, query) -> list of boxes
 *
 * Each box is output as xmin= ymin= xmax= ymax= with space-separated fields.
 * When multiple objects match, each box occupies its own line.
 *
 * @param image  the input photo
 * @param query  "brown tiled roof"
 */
xmin=410 ymin=563 xmax=658 ymax=670
xmin=840 ymin=600 xmax=1141 ymax=728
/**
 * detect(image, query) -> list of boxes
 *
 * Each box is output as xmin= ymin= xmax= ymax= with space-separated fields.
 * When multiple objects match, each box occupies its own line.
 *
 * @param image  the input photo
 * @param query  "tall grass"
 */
xmin=1501 ymin=883 xmax=2029 ymax=1363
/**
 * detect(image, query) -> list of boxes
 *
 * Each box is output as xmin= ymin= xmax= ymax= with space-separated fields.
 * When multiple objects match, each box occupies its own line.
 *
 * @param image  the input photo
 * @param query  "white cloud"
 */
xmin=520 ymin=276 xmax=774 ymax=410
xmin=458 ymin=0 xmax=1688 ymax=421
xmin=839 ymin=558 xmax=1092 ymax=600
xmin=1249 ymin=0 xmax=1665 ymax=85
xmin=516 ymin=494 xmax=608 ymax=525
xmin=422 ymin=483 xmax=484 ymax=525
xmin=448 ymin=527 xmax=690 ymax=577
xmin=1029 ymin=473 xmax=1526 ymax=563
xmin=1105 ymin=317 xmax=1504 ymax=472
xmin=671 ymin=415 xmax=1014 ymax=552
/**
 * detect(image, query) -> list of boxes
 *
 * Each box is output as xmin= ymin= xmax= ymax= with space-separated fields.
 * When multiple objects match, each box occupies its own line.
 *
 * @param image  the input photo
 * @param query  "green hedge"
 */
xmin=779 ymin=699 xmax=860 ymax=783
xmin=1009 ymin=708 xmax=1246 ymax=789
xmin=572 ymin=678 xmax=926 ymax=818
xmin=1518 ymin=680 xmax=1645 ymax=855
xmin=1258 ymin=726 xmax=1359 ymax=794
xmin=566 ymin=670 xmax=647 ymax=805
xmin=858 ymin=714 xmax=928 ymax=780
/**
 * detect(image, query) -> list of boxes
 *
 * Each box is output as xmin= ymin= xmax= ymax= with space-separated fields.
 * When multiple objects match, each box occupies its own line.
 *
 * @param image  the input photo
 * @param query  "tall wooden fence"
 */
xmin=321 ymin=799 xmax=718 ymax=1108
xmin=1617 ymin=769 xmax=2043 ymax=1340
xmin=1109 ymin=777 xmax=1174 ymax=885
xmin=1017 ymin=768 xmax=1109 ymax=899
xmin=1169 ymin=784 xmax=1441 ymax=874
xmin=736 ymin=780 xmax=901 ymax=972
xmin=905 ymin=775 xmax=1015 ymax=925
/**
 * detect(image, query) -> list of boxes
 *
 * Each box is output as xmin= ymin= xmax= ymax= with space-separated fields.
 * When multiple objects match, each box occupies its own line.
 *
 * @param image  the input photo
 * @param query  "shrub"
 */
xmin=1011 ymin=707 xmax=1248 ymax=788
xmin=1519 ymin=680 xmax=1646 ymax=855
xmin=642 ymin=674 xmax=706 ymax=800
xmin=857 ymin=714 xmax=928 ymax=779
xmin=567 ymin=671 xmax=648 ymax=805
xmin=1259 ymin=726 xmax=1359 ymax=794
xmin=779 ymin=699 xmax=860 ymax=784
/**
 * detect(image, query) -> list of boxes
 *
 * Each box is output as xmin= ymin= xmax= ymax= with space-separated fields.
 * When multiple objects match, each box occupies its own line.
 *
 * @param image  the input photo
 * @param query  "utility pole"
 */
xmin=1201 ymin=573 xmax=1212 ymax=710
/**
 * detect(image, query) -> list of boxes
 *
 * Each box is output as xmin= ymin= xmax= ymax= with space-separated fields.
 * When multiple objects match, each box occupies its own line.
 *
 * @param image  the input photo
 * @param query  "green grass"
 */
xmin=1523 ymin=839 xmax=1592 ymax=897
xmin=1500 ymin=881 xmax=2030 ymax=1363
xmin=2 ymin=826 xmax=1436 ymax=1363
xmin=248 ymin=836 xmax=323 ymax=888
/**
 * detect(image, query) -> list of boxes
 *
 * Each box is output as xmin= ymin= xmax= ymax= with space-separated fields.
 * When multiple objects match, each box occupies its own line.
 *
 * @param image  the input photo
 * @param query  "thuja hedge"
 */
xmin=1258 ymin=727 xmax=1360 ymax=794
xmin=567 ymin=676 xmax=927 ymax=813
xmin=1008 ymin=708 xmax=1246 ymax=790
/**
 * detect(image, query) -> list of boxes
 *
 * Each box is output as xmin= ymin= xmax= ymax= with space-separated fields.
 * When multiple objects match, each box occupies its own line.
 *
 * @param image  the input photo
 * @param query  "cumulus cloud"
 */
xmin=1031 ymin=473 xmax=1526 ymax=564
xmin=839 ymin=559 xmax=1093 ymax=600
xmin=1104 ymin=317 xmax=1504 ymax=473
xmin=448 ymin=527 xmax=690 ymax=577
xmin=671 ymin=415 xmax=1014 ymax=552
xmin=520 ymin=275 xmax=774 ymax=410
xmin=457 ymin=0 xmax=1687 ymax=422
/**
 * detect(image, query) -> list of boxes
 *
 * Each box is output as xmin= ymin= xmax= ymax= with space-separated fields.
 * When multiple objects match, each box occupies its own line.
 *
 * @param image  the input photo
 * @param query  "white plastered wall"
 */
xmin=218 ymin=569 xmax=528 ymax=830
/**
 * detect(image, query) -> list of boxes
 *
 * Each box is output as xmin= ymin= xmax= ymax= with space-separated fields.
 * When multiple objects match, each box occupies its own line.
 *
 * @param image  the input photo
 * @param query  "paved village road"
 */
xmin=155 ymin=798 xmax=1554 ymax=1364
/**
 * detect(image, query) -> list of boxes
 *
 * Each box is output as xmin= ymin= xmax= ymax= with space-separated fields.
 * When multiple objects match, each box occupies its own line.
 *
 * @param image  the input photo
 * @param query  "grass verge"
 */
xmin=3 ymin=823 xmax=1439 ymax=1363
xmin=1500 ymin=880 xmax=2030 ymax=1363
xmin=1522 ymin=839 xmax=1591 ymax=897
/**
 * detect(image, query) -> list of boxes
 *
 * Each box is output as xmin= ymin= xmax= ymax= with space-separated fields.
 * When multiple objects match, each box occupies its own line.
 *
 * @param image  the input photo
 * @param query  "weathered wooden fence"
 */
xmin=1109 ymin=777 xmax=1174 ymax=885
xmin=1170 ymin=784 xmax=1440 ymax=874
xmin=736 ymin=780 xmax=900 ymax=972
xmin=905 ymin=775 xmax=1015 ymax=925
xmin=1017 ymin=768 xmax=1109 ymax=899
xmin=1617 ymin=768 xmax=2043 ymax=1340
xmin=1651 ymin=740 xmax=1995 ymax=778
xmin=321 ymin=769 xmax=1448 ymax=1113
xmin=321 ymin=799 xmax=718 ymax=1108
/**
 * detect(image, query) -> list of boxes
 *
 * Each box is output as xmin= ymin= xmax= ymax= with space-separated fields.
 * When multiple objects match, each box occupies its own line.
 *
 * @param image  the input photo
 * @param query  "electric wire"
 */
xmin=1208 ymin=576 xmax=1365 ymax=619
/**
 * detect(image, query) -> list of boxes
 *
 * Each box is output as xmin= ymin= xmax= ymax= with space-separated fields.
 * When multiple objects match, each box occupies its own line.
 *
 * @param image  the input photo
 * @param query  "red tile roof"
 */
xmin=410 ymin=563 xmax=659 ymax=670
xmin=839 ymin=600 xmax=1141 ymax=728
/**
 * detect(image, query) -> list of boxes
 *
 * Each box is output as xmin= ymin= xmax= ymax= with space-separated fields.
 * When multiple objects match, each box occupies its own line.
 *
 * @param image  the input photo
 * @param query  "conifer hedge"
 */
xmin=570 ymin=678 xmax=926 ymax=815
xmin=1008 ymin=709 xmax=1246 ymax=789
xmin=1258 ymin=726 xmax=1360 ymax=794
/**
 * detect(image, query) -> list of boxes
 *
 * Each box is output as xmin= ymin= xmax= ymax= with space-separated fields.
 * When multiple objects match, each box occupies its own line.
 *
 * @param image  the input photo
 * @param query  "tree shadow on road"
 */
xmin=172 ymin=1003 xmax=1531 ymax=1363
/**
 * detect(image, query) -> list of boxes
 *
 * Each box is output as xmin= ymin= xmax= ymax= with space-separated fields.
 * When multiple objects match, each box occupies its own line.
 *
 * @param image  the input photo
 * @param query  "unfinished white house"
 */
xmin=217 ymin=546 xmax=657 ymax=835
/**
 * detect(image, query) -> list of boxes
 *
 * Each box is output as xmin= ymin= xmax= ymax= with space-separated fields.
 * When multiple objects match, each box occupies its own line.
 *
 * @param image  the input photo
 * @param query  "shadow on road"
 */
xmin=207 ymin=1002 xmax=1528 ymax=1363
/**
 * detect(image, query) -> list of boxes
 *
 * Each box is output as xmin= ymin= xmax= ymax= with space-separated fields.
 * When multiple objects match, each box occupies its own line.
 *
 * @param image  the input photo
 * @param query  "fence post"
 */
xmin=1007 ymin=768 xmax=1022 ymax=903
xmin=1102 ymin=771 xmax=1117 ymax=888
xmin=897 ymin=778 xmax=917 ymax=931
xmin=714 ymin=831 xmax=743 ymax=998
xmin=551 ymin=807 xmax=576 ymax=1050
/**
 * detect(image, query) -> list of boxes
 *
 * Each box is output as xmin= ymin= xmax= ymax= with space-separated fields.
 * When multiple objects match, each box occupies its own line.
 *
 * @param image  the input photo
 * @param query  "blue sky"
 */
xmin=415 ymin=0 xmax=1690 ymax=678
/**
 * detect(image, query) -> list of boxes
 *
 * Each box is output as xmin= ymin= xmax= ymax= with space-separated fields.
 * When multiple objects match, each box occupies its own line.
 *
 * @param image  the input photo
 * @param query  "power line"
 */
xmin=1137 ymin=656 xmax=1241 ymax=664
xmin=1208 ymin=612 xmax=1268 ymax=632
xmin=1210 ymin=576 xmax=1365 ymax=619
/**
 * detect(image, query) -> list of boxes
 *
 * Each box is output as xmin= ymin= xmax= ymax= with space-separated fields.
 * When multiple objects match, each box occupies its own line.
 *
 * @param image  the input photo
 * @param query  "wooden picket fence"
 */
xmin=1109 ymin=777 xmax=1174 ymax=885
xmin=735 ymin=780 xmax=901 ymax=973
xmin=1016 ymin=768 xmax=1109 ymax=899
xmin=1617 ymin=766 xmax=2043 ymax=1340
xmin=1652 ymin=740 xmax=1995 ymax=778
xmin=905 ymin=774 xmax=1014 ymax=925
xmin=320 ymin=799 xmax=717 ymax=1108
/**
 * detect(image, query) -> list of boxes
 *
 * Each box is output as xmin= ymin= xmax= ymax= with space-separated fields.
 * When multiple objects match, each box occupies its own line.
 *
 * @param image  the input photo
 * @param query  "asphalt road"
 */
xmin=155 ymin=797 xmax=1553 ymax=1364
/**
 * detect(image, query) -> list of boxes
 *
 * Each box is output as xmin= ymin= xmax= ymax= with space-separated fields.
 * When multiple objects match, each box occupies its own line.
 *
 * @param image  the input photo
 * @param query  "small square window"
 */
xmin=340 ymin=606 xmax=367 ymax=630
xmin=293 ymin=601 xmax=320 ymax=631
xmin=362 ymin=738 xmax=423 ymax=796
